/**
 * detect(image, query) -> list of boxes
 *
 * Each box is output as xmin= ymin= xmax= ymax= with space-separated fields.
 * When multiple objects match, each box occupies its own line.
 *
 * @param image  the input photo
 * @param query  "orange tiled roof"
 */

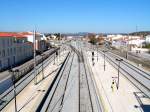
xmin=0 ymin=32 xmax=26 ymax=38
xmin=19 ymin=32 xmax=33 ymax=35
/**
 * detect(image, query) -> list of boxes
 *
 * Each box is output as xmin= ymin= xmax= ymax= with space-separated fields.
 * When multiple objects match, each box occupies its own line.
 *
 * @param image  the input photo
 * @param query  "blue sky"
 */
xmin=0 ymin=0 xmax=150 ymax=33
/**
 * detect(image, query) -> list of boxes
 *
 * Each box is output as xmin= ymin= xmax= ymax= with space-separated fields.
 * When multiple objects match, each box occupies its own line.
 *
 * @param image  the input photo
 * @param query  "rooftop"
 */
xmin=0 ymin=32 xmax=26 ymax=38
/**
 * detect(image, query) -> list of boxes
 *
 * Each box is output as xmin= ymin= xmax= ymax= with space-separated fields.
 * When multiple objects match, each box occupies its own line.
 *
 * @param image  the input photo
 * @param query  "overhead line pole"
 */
xmin=34 ymin=30 xmax=37 ymax=85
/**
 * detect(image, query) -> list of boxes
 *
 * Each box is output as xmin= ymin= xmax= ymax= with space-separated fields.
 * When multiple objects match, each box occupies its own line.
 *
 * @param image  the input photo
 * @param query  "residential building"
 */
xmin=0 ymin=32 xmax=33 ymax=71
xmin=20 ymin=32 xmax=47 ymax=52
xmin=146 ymin=35 xmax=150 ymax=43
xmin=107 ymin=34 xmax=145 ymax=48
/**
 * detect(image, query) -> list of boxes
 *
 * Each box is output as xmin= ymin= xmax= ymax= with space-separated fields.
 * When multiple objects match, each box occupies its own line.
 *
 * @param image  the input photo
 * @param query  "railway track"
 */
xmin=0 ymin=48 xmax=63 ymax=111
xmin=36 ymin=51 xmax=73 ymax=112
xmin=71 ymin=44 xmax=103 ymax=112
xmin=98 ymin=49 xmax=150 ymax=98
xmin=107 ymin=51 xmax=150 ymax=80
xmin=37 ymin=44 xmax=103 ymax=112
xmin=75 ymin=48 xmax=94 ymax=112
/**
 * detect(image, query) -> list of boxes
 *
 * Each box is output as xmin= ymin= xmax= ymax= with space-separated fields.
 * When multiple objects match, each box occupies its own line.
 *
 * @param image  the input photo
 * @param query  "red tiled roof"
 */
xmin=0 ymin=32 xmax=27 ymax=38
xmin=20 ymin=32 xmax=41 ymax=37
xmin=19 ymin=32 xmax=33 ymax=35
xmin=0 ymin=32 xmax=12 ymax=37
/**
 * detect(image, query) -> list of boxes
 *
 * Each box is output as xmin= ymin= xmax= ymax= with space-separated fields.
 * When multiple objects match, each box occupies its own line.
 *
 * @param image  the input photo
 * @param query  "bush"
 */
xmin=143 ymin=44 xmax=150 ymax=49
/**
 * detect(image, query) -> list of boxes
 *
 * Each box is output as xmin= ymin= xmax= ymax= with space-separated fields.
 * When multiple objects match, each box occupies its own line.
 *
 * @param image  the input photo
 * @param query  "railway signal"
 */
xmin=56 ymin=50 xmax=58 ymax=62
xmin=92 ymin=51 xmax=95 ymax=66
xmin=92 ymin=51 xmax=94 ymax=57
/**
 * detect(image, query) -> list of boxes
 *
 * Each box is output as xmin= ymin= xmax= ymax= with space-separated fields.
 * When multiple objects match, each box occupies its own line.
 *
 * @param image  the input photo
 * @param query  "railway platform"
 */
xmin=1 ymin=50 xmax=69 ymax=112
xmin=86 ymin=50 xmax=150 ymax=112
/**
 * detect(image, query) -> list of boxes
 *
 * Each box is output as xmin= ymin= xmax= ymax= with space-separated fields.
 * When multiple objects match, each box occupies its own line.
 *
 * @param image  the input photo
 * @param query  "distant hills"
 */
xmin=129 ymin=31 xmax=150 ymax=36
xmin=44 ymin=31 xmax=150 ymax=37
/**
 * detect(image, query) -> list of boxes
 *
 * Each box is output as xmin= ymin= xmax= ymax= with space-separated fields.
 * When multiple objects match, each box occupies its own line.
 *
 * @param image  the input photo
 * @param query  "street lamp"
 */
xmin=102 ymin=50 xmax=108 ymax=71
xmin=9 ymin=69 xmax=19 ymax=112
xmin=116 ymin=58 xmax=123 ymax=90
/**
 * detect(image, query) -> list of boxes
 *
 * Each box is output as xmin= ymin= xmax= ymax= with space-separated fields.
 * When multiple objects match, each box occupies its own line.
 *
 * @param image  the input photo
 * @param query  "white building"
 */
xmin=128 ymin=36 xmax=145 ymax=47
xmin=146 ymin=35 xmax=150 ymax=43
xmin=0 ymin=33 xmax=33 ymax=71
xmin=20 ymin=32 xmax=47 ymax=52
xmin=107 ymin=34 xmax=145 ymax=48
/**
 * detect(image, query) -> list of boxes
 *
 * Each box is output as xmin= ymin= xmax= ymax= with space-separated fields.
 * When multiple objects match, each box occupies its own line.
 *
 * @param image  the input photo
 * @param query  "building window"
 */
xmin=7 ymin=49 xmax=9 ymax=56
xmin=10 ymin=48 xmax=13 ymax=54
xmin=2 ymin=39 xmax=5 ymax=47
xmin=13 ymin=56 xmax=15 ymax=65
xmin=0 ymin=60 xmax=2 ymax=69
xmin=2 ymin=50 xmax=5 ymax=57
xmin=10 ymin=38 xmax=13 ymax=45
xmin=7 ymin=58 xmax=10 ymax=67
xmin=14 ymin=48 xmax=16 ymax=54
xmin=8 ymin=38 xmax=10 ymax=46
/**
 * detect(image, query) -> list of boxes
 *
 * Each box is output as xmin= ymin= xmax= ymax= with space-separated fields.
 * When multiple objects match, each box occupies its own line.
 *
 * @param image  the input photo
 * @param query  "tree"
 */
xmin=88 ymin=33 xmax=97 ymax=45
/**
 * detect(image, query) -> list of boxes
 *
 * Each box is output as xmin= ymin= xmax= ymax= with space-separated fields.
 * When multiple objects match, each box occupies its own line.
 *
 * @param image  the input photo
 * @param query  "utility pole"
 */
xmin=33 ymin=30 xmax=37 ymax=85
xmin=102 ymin=50 xmax=108 ymax=71
xmin=126 ymin=34 xmax=129 ymax=59
xmin=97 ymin=43 xmax=98 ymax=61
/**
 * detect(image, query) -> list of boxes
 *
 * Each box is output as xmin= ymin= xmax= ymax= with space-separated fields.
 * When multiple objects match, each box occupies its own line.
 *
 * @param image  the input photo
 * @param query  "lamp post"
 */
xmin=97 ymin=43 xmax=98 ymax=61
xmin=102 ymin=50 xmax=108 ymax=71
xmin=116 ymin=58 xmax=123 ymax=90
xmin=9 ymin=69 xmax=19 ymax=112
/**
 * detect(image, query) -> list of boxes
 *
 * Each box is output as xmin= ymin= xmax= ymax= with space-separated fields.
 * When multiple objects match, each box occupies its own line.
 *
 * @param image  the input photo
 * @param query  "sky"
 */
xmin=0 ymin=0 xmax=150 ymax=33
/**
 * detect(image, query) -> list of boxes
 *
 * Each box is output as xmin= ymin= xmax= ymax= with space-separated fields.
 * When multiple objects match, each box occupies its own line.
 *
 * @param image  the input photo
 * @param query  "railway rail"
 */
xmin=37 ymin=45 xmax=103 ymax=112
xmin=98 ymin=49 xmax=150 ymax=98
xmin=0 ymin=48 xmax=61 ymax=111
xmin=36 ymin=51 xmax=73 ymax=112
